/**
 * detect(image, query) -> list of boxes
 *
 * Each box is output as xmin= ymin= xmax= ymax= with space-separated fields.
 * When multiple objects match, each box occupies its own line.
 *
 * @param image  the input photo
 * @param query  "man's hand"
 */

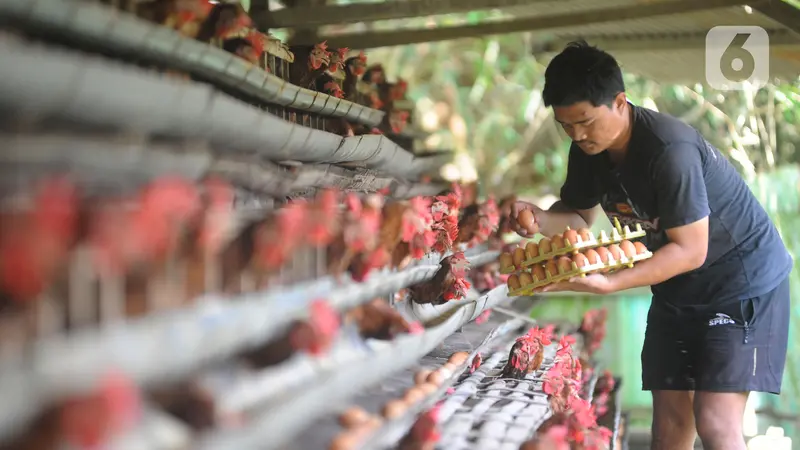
xmin=510 ymin=201 xmax=544 ymax=237
xmin=536 ymin=273 xmax=616 ymax=295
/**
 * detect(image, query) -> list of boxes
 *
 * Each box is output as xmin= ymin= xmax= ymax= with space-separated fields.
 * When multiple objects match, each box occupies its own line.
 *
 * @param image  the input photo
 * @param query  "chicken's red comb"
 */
xmin=337 ymin=47 xmax=349 ymax=59
xmin=358 ymin=51 xmax=367 ymax=62
xmin=344 ymin=193 xmax=362 ymax=214
xmin=316 ymin=40 xmax=328 ymax=51
xmin=246 ymin=30 xmax=265 ymax=57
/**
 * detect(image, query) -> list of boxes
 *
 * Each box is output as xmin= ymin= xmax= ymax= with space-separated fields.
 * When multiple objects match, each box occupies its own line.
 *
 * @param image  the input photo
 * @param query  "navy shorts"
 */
xmin=641 ymin=276 xmax=790 ymax=394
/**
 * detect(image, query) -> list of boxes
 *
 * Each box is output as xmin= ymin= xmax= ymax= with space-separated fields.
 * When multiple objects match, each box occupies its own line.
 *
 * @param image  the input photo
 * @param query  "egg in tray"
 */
xmin=499 ymin=217 xmax=653 ymax=295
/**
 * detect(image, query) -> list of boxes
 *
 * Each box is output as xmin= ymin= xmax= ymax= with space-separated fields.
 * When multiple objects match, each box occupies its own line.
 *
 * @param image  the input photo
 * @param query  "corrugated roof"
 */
xmin=531 ymin=6 xmax=800 ymax=83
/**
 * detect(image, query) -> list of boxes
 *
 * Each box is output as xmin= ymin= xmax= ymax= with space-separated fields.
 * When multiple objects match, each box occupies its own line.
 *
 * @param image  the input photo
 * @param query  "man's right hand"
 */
xmin=510 ymin=201 xmax=545 ymax=237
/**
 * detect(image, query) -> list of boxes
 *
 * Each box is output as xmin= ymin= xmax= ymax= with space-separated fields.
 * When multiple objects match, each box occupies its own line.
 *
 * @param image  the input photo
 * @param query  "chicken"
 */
xmin=534 ymin=397 xmax=612 ymax=450
xmin=456 ymin=197 xmax=499 ymax=248
xmin=500 ymin=326 xmax=553 ymax=379
xmin=361 ymin=63 xmax=386 ymax=85
xmin=543 ymin=336 xmax=582 ymax=413
xmin=407 ymin=252 xmax=470 ymax=305
xmin=248 ymin=201 xmax=308 ymax=288
xmin=88 ymin=177 xmax=202 ymax=317
xmin=221 ymin=31 xmax=265 ymax=66
xmin=314 ymin=74 xmax=354 ymax=136
xmin=327 ymin=47 xmax=349 ymax=75
xmin=289 ymin=41 xmax=333 ymax=90
xmin=397 ymin=404 xmax=441 ymax=450
xmin=0 ymin=177 xmax=79 ymax=303
xmin=195 ymin=2 xmax=252 ymax=44
xmin=579 ymin=308 xmax=608 ymax=357
xmin=326 ymin=193 xmax=383 ymax=281
xmin=345 ymin=297 xmax=415 ymax=340
xmin=342 ymin=52 xmax=367 ymax=103
xmin=518 ymin=425 xmax=569 ymax=450
xmin=144 ymin=0 xmax=215 ymax=38
xmin=429 ymin=188 xmax=461 ymax=254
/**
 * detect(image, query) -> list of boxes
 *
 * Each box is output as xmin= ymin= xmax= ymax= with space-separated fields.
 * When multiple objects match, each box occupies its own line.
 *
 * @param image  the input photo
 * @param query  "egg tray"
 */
xmin=500 ymin=218 xmax=646 ymax=274
xmin=507 ymin=250 xmax=653 ymax=295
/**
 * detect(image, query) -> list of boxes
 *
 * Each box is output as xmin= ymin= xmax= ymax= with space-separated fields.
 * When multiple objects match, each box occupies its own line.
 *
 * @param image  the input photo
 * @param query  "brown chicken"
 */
xmin=346 ymin=297 xmax=415 ymax=340
xmin=501 ymin=327 xmax=553 ymax=379
xmin=288 ymin=41 xmax=333 ymax=90
xmin=397 ymin=404 xmax=441 ymax=450
xmin=327 ymin=193 xmax=383 ymax=281
xmin=195 ymin=2 xmax=252 ymax=44
xmin=407 ymin=252 xmax=471 ymax=305
xmin=342 ymin=52 xmax=368 ymax=103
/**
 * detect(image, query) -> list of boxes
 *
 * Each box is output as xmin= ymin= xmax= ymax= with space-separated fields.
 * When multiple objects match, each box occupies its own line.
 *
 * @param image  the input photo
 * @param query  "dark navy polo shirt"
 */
xmin=559 ymin=104 xmax=792 ymax=312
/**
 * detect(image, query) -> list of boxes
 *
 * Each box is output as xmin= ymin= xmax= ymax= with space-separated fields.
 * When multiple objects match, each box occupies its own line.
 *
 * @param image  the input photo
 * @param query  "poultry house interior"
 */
xmin=0 ymin=0 xmax=633 ymax=449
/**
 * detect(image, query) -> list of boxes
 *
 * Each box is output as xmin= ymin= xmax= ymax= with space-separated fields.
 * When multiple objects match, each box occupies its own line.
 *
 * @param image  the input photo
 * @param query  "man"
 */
xmin=511 ymin=41 xmax=792 ymax=450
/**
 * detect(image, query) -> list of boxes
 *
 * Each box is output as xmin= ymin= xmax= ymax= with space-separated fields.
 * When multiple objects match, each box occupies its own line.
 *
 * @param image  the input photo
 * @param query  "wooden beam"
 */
xmin=301 ymin=0 xmax=754 ymax=48
xmin=753 ymin=0 xmax=800 ymax=37
xmin=258 ymin=0 xmax=541 ymax=29
xmin=535 ymin=28 xmax=800 ymax=53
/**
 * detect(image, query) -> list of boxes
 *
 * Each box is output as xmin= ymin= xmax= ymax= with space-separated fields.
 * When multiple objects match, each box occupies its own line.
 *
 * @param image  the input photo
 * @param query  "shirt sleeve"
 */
xmin=559 ymin=144 xmax=602 ymax=210
xmin=652 ymin=143 xmax=711 ymax=229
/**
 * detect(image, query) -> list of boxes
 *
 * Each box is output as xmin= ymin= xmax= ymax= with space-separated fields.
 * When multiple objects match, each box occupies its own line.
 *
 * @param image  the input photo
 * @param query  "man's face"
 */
xmin=553 ymin=93 xmax=627 ymax=155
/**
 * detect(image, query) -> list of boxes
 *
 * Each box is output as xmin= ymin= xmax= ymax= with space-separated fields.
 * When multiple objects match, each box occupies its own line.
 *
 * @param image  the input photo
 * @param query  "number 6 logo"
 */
xmin=705 ymin=26 xmax=770 ymax=90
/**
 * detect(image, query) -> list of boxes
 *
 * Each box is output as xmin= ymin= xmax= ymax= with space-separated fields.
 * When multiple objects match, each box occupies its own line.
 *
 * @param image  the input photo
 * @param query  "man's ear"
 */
xmin=613 ymin=92 xmax=628 ymax=111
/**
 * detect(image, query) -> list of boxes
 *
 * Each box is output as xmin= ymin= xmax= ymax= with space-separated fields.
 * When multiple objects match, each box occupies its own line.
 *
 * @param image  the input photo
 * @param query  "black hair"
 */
xmin=542 ymin=40 xmax=625 ymax=108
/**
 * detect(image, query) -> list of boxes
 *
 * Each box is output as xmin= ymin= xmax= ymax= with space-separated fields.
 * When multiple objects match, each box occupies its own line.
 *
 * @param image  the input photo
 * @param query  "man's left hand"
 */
xmin=537 ymin=273 xmax=616 ymax=295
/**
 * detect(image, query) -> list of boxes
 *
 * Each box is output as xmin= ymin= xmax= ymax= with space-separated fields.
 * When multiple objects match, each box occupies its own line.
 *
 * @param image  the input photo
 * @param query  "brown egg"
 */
xmin=512 ymin=247 xmax=526 ymax=268
xmin=449 ymin=351 xmax=470 ymax=365
xmin=595 ymin=246 xmax=611 ymax=264
xmin=417 ymin=383 xmax=437 ymax=395
xmin=525 ymin=241 xmax=540 ymax=260
xmin=414 ymin=369 xmax=432 ymax=385
xmin=338 ymin=406 xmax=370 ymax=428
xmin=619 ymin=240 xmax=636 ymax=259
xmin=499 ymin=252 xmax=514 ymax=268
xmin=507 ymin=274 xmax=521 ymax=290
xmin=426 ymin=370 xmax=445 ymax=386
xmin=563 ymin=229 xmax=578 ymax=247
xmin=382 ymin=400 xmax=407 ymax=419
xmin=538 ymin=238 xmax=552 ymax=255
xmin=557 ymin=255 xmax=573 ymax=274
xmin=633 ymin=241 xmax=648 ymax=255
xmin=443 ymin=362 xmax=457 ymax=373
xmin=329 ymin=431 xmax=360 ymax=450
xmin=532 ymin=265 xmax=546 ymax=281
xmin=607 ymin=244 xmax=623 ymax=262
xmin=363 ymin=416 xmax=383 ymax=431
xmin=584 ymin=248 xmax=601 ymax=265
xmin=404 ymin=387 xmax=425 ymax=404
xmin=572 ymin=252 xmax=589 ymax=269
xmin=517 ymin=209 xmax=537 ymax=233
xmin=544 ymin=260 xmax=558 ymax=277
xmin=551 ymin=234 xmax=564 ymax=251
xmin=577 ymin=228 xmax=593 ymax=243
xmin=519 ymin=271 xmax=533 ymax=286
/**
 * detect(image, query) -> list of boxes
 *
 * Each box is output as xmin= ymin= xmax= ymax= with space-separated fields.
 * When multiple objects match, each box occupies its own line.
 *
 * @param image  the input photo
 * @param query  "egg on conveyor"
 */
xmin=414 ymin=369 xmax=432 ymax=385
xmin=417 ymin=383 xmax=438 ymax=395
xmin=382 ymin=400 xmax=407 ymax=419
xmin=338 ymin=406 xmax=370 ymax=428
xmin=449 ymin=351 xmax=469 ymax=365
xmin=404 ymin=387 xmax=425 ymax=404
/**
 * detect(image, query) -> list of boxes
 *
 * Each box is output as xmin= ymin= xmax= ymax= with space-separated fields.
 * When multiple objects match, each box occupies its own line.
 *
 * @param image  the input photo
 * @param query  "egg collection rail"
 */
xmin=0 ymin=36 xmax=439 ymax=183
xmin=0 ymin=247 xmax=499 ymax=441
xmin=0 ymin=0 xmax=385 ymax=128
xmin=196 ymin=284 xmax=521 ymax=450
xmin=432 ymin=341 xmax=557 ymax=450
